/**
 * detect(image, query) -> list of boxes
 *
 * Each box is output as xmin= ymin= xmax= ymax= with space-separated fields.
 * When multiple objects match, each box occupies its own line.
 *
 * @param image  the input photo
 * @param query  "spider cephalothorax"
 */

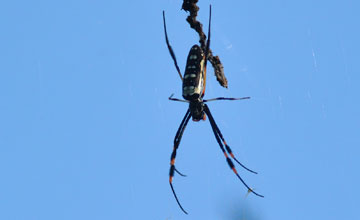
xmin=189 ymin=99 xmax=205 ymax=121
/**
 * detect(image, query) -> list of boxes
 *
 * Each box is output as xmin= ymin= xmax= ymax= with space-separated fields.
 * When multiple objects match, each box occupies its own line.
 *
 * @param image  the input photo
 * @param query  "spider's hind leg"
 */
xmin=169 ymin=109 xmax=191 ymax=214
xmin=203 ymin=104 xmax=264 ymax=197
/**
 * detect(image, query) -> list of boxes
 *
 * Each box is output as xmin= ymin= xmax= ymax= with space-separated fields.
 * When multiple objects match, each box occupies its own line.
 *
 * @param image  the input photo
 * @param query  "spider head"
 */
xmin=189 ymin=100 xmax=205 ymax=121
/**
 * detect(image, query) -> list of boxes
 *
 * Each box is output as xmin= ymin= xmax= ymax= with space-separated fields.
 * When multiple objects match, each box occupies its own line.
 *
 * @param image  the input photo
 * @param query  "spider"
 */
xmin=163 ymin=5 xmax=263 ymax=214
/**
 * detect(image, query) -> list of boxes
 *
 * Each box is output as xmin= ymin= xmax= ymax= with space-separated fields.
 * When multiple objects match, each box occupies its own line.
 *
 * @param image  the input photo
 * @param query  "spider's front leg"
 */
xmin=162 ymin=11 xmax=183 ymax=81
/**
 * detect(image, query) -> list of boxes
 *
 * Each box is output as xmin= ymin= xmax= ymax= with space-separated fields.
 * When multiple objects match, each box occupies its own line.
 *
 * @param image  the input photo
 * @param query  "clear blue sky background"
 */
xmin=1 ymin=0 xmax=359 ymax=219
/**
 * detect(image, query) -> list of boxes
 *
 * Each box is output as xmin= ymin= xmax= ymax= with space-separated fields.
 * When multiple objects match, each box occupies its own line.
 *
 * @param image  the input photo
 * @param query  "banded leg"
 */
xmin=204 ymin=96 xmax=252 ymax=171
xmin=204 ymin=104 xmax=264 ymax=197
xmin=169 ymin=109 xmax=191 ymax=214
xmin=204 ymin=103 xmax=256 ymax=174
xmin=162 ymin=11 xmax=183 ymax=81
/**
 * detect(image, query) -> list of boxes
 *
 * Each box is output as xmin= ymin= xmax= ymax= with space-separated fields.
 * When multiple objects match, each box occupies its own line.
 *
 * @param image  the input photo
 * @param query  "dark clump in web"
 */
xmin=182 ymin=0 xmax=228 ymax=88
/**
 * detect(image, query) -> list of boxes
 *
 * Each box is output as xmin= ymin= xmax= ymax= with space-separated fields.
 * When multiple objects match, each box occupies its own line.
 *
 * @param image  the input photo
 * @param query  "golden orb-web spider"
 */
xmin=163 ymin=5 xmax=263 ymax=214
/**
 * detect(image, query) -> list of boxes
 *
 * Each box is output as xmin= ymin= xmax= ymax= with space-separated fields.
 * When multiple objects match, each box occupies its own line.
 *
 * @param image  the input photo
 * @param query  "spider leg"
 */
xmin=205 ymin=5 xmax=211 ymax=60
xmin=204 ymin=104 xmax=257 ymax=174
xmin=162 ymin=11 xmax=183 ymax=81
xmin=169 ymin=109 xmax=191 ymax=214
xmin=168 ymin=94 xmax=189 ymax=103
xmin=201 ymin=5 xmax=212 ymax=98
xmin=204 ymin=104 xmax=264 ymax=198
xmin=204 ymin=97 xmax=250 ymax=102
xmin=174 ymin=167 xmax=187 ymax=177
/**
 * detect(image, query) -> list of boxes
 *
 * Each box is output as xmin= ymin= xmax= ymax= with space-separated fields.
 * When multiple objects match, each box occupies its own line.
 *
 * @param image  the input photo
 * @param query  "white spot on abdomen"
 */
xmin=184 ymin=73 xmax=197 ymax=79
xmin=189 ymin=55 xmax=198 ymax=60
xmin=183 ymin=86 xmax=196 ymax=96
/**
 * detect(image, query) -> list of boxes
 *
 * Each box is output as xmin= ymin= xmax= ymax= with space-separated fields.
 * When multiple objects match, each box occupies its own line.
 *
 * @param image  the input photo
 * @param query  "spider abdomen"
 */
xmin=182 ymin=45 xmax=206 ymax=100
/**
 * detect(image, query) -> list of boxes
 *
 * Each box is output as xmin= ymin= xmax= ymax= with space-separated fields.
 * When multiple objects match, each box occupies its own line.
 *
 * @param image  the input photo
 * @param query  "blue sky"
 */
xmin=1 ymin=0 xmax=359 ymax=219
